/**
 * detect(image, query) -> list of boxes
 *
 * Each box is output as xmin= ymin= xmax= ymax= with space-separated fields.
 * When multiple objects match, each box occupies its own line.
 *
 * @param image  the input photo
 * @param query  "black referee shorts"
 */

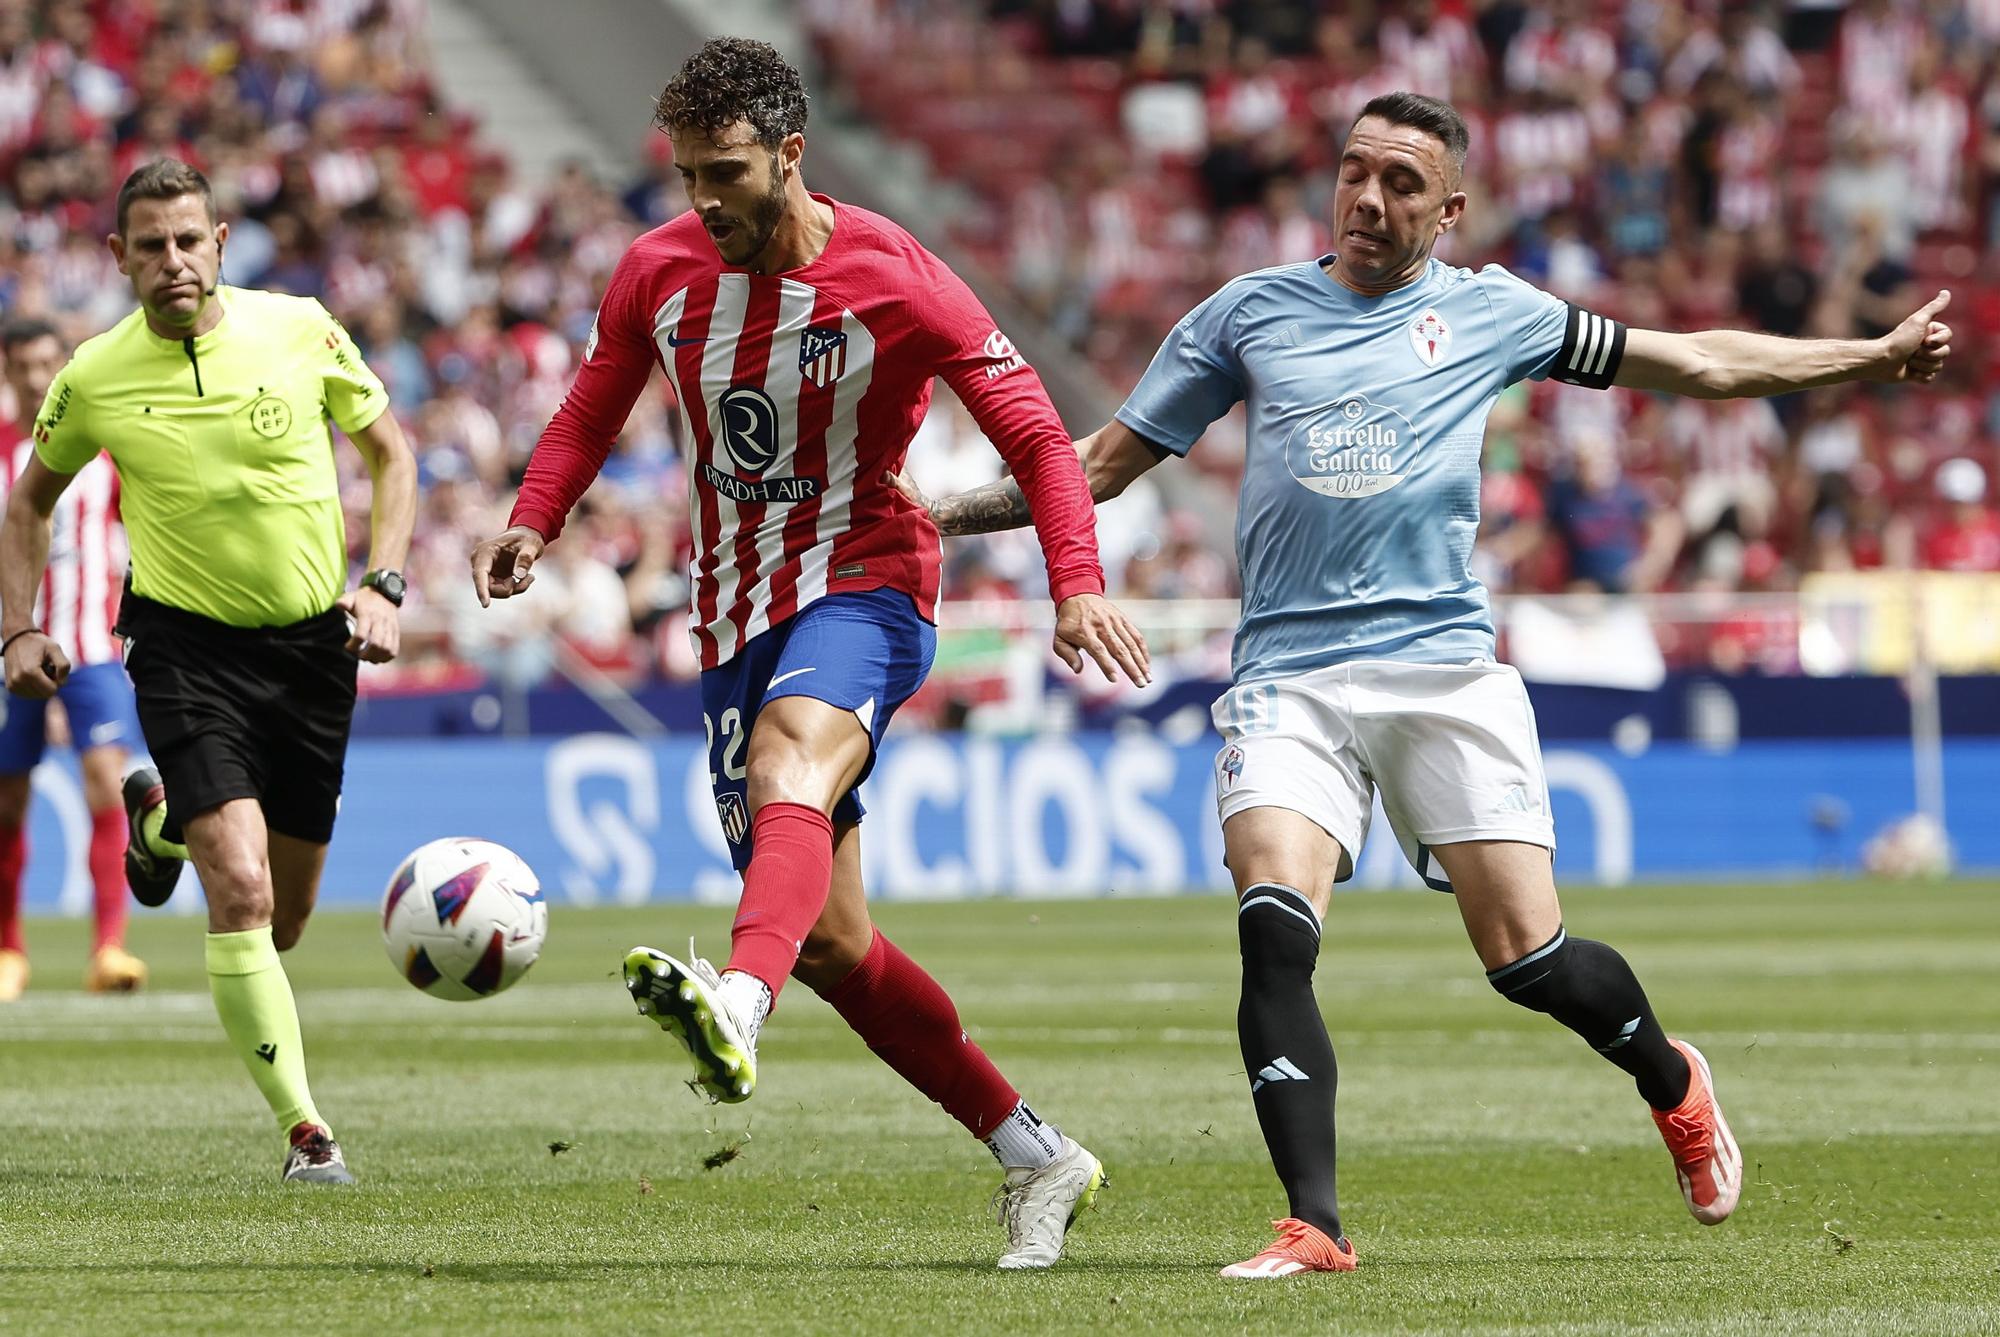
xmin=118 ymin=590 xmax=358 ymax=845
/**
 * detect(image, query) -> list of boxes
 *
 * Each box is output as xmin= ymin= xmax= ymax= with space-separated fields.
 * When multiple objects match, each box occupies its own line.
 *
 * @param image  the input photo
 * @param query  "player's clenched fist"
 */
xmin=2 ymin=630 xmax=70 ymax=699
xmin=469 ymin=525 xmax=547 ymax=607
xmin=1054 ymin=593 xmax=1152 ymax=686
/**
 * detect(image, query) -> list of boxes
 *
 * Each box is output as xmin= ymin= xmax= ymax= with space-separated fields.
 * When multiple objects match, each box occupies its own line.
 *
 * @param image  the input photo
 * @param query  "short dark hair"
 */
xmin=1 ymin=316 xmax=59 ymax=357
xmin=115 ymin=159 xmax=217 ymax=235
xmin=654 ymin=37 xmax=809 ymax=148
xmin=1352 ymin=92 xmax=1470 ymax=181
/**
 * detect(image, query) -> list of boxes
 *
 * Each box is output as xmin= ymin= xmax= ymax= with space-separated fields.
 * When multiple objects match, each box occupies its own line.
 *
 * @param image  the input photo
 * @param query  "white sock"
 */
xmin=717 ymin=970 xmax=772 ymax=1047
xmin=985 ymin=1099 xmax=1063 ymax=1170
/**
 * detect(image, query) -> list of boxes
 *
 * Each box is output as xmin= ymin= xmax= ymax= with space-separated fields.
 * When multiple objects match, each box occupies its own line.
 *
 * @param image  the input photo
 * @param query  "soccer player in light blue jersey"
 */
xmin=903 ymin=91 xmax=1953 ymax=1276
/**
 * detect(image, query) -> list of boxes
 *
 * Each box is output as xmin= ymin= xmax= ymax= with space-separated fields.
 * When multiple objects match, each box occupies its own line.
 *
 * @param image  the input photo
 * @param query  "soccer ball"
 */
xmin=381 ymin=837 xmax=547 ymax=1001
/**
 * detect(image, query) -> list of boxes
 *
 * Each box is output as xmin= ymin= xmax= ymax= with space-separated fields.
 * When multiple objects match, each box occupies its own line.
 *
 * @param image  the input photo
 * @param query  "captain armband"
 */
xmin=1549 ymin=304 xmax=1627 ymax=390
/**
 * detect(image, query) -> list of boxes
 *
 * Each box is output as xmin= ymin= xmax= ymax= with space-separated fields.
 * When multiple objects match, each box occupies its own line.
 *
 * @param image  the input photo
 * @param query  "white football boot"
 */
xmin=994 ymin=1135 xmax=1106 ymax=1269
xmin=623 ymin=946 xmax=758 ymax=1103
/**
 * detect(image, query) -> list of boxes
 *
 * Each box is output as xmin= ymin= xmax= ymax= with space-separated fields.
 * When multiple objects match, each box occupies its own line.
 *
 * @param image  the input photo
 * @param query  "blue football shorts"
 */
xmin=698 ymin=587 xmax=936 ymax=870
xmin=0 ymin=660 xmax=141 ymax=774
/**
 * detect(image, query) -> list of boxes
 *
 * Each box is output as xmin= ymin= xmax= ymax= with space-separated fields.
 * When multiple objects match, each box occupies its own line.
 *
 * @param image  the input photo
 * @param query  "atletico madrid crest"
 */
xmin=717 ymin=792 xmax=749 ymax=845
xmin=799 ymin=326 xmax=848 ymax=388
xmin=1409 ymin=308 xmax=1452 ymax=368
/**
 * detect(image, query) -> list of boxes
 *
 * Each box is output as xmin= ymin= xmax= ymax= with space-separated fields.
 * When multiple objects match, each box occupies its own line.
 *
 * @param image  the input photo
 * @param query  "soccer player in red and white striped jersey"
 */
xmin=0 ymin=318 xmax=146 ymax=999
xmin=470 ymin=39 xmax=1147 ymax=1269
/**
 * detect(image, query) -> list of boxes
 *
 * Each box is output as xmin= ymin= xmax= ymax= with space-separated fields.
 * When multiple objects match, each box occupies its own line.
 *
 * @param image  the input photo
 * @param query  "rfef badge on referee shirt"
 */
xmin=1409 ymin=308 xmax=1452 ymax=368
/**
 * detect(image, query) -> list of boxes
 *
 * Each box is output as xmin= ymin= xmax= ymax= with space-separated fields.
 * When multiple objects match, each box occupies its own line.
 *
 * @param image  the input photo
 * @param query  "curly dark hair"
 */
xmin=654 ymin=37 xmax=810 ymax=147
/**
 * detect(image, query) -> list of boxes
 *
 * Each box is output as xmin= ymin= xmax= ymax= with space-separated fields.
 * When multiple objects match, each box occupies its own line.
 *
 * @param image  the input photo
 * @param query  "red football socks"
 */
xmin=0 ymin=820 xmax=24 ymax=953
xmin=89 ymin=807 xmax=128 ymax=951
xmin=724 ymin=802 xmax=835 ymax=1000
xmin=822 ymin=928 xmax=1021 ymax=1139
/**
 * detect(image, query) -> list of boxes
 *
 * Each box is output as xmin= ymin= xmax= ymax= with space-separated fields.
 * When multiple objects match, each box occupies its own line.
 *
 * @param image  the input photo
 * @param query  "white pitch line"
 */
xmin=962 ymin=1027 xmax=2000 ymax=1052
xmin=0 ymin=1024 xmax=657 ymax=1044
xmin=0 ymin=981 xmax=634 ymax=1018
xmin=15 ymin=1024 xmax=2000 ymax=1056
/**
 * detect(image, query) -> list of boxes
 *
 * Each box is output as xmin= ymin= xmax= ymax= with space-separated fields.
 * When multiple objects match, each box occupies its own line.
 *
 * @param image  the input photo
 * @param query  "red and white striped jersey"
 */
xmin=3 ymin=425 xmax=124 ymax=666
xmin=512 ymin=196 xmax=1105 ymax=669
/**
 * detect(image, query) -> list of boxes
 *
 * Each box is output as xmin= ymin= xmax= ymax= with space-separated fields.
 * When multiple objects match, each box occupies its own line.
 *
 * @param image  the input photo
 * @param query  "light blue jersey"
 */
xmin=1118 ymin=257 xmax=1614 ymax=682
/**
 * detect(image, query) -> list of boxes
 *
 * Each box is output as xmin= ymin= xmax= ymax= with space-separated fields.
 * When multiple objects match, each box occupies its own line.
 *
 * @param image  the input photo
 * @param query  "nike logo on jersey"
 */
xmin=766 ymin=667 xmax=817 ymax=692
xmin=666 ymin=332 xmax=708 ymax=347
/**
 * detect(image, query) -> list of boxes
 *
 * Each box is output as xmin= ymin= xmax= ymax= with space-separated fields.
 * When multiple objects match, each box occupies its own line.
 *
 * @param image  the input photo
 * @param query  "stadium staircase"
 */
xmin=448 ymin=0 xmax=1152 ymax=433
xmin=423 ymin=0 xmax=626 ymax=185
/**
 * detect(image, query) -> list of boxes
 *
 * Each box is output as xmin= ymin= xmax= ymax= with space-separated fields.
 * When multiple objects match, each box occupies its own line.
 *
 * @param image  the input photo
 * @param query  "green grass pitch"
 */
xmin=3 ymin=879 xmax=1998 ymax=1335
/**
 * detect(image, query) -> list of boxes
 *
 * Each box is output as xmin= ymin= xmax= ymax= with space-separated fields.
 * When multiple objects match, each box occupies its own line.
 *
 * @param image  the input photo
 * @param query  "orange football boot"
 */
xmin=1220 ymin=1218 xmax=1358 ymax=1278
xmin=1652 ymin=1038 xmax=1742 ymax=1224
xmin=85 ymin=944 xmax=148 ymax=993
xmin=0 ymin=948 xmax=26 ymax=1001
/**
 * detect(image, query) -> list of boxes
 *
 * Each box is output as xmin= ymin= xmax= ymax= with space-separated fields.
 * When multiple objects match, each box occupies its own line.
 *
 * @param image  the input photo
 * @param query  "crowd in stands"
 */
xmin=0 ymin=0 xmax=704 ymax=689
xmin=806 ymin=0 xmax=2000 ymax=618
xmin=4 ymin=0 xmax=1998 ymax=695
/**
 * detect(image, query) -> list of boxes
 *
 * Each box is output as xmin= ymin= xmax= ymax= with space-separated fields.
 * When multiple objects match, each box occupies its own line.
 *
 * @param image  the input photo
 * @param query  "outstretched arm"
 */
xmin=905 ymin=421 xmax=1171 ymax=536
xmin=1617 ymin=291 xmax=1953 ymax=399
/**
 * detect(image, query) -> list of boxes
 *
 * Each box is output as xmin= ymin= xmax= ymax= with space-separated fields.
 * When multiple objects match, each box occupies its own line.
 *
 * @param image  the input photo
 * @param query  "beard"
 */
xmin=725 ymin=162 xmax=789 ymax=266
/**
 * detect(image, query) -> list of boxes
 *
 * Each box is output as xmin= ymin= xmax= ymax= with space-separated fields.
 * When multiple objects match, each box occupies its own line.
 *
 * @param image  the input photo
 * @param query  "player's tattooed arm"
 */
xmin=931 ymin=477 xmax=1033 ymax=536
xmin=887 ymin=421 xmax=1170 ymax=535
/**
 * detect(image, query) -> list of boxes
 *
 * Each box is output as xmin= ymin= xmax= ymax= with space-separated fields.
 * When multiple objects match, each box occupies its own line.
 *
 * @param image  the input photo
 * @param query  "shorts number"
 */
xmin=705 ymin=707 xmax=749 ymax=786
xmin=1230 ymin=682 xmax=1279 ymax=735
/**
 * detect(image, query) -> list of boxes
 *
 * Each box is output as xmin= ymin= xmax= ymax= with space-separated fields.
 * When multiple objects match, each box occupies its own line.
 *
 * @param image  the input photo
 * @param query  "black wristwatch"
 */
xmin=361 ymin=569 xmax=406 ymax=606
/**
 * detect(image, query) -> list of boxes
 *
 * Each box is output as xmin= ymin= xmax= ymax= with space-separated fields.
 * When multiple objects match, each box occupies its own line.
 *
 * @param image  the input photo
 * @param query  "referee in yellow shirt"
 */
xmin=0 ymin=160 xmax=417 ymax=1185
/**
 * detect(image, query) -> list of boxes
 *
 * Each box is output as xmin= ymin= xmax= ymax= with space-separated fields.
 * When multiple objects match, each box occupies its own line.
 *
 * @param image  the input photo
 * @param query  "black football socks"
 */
xmin=1487 ymin=925 xmax=1691 ymax=1110
xmin=1237 ymin=882 xmax=1344 ymax=1241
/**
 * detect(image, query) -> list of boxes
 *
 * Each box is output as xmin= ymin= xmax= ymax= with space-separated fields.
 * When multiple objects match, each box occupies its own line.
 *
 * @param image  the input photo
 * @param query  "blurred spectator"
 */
xmin=1597 ymin=117 xmax=1671 ymax=259
xmin=1884 ymin=39 xmax=1971 ymax=233
xmin=1840 ymin=0 xmax=1926 ymax=117
xmin=1664 ymin=3 xmax=1799 ymax=99
xmin=1816 ymin=120 xmax=1918 ymax=259
xmin=1502 ymin=0 xmax=1617 ymax=102
xmin=1547 ymin=434 xmax=1682 ymax=594
xmin=1921 ymin=458 xmax=2000 ymax=570
xmin=1736 ymin=221 xmax=1817 ymax=338
xmin=1218 ymin=175 xmax=1329 ymax=272
xmin=1494 ymin=90 xmax=1593 ymax=222
xmin=1124 ymin=509 xmax=1234 ymax=600
xmin=1667 ymin=397 xmax=1785 ymax=540
xmin=1378 ymin=0 xmax=1483 ymax=102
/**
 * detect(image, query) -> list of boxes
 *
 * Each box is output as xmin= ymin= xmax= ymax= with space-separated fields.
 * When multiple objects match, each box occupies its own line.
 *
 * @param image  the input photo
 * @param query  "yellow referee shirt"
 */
xmin=33 ymin=287 xmax=389 ymax=628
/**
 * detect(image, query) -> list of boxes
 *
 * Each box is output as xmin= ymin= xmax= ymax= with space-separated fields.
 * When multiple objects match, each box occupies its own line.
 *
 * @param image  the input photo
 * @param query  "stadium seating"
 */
xmin=6 ymin=0 xmax=1998 ymax=692
xmin=0 ymin=0 xmax=691 ymax=687
xmin=804 ymin=0 xmax=2000 ymax=606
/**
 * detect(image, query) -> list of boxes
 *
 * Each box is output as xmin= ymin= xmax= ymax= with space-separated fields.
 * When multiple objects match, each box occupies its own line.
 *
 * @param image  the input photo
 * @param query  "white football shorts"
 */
xmin=1211 ymin=660 xmax=1555 ymax=891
